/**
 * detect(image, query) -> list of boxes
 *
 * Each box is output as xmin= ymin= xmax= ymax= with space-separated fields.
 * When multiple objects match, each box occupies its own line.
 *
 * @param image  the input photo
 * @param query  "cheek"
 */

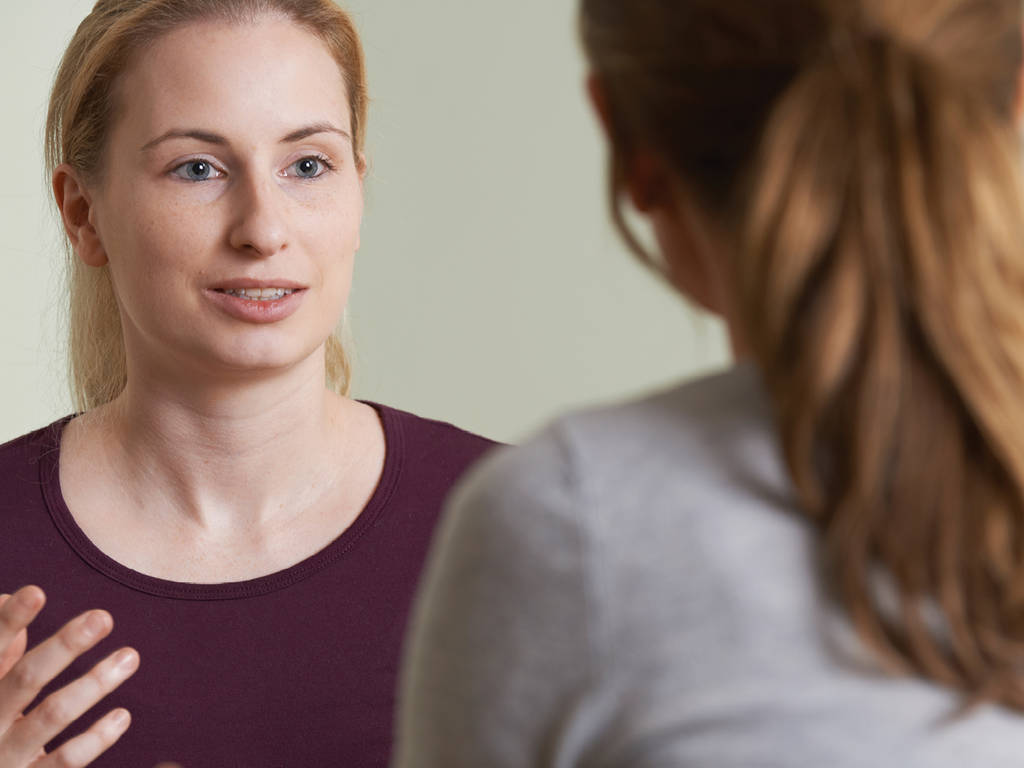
xmin=103 ymin=178 xmax=202 ymax=267
xmin=325 ymin=230 xmax=360 ymax=321
xmin=310 ymin=184 xmax=363 ymax=274
xmin=102 ymin=199 xmax=211 ymax=321
xmin=318 ymin=231 xmax=357 ymax=310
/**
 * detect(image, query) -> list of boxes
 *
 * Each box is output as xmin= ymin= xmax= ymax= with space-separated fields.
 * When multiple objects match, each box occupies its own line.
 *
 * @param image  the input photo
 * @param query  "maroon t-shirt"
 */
xmin=0 ymin=403 xmax=496 ymax=766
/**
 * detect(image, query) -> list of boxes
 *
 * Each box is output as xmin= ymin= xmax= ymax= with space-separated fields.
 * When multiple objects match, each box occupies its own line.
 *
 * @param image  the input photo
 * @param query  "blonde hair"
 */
xmin=46 ymin=0 xmax=369 ymax=411
xmin=582 ymin=0 xmax=1024 ymax=709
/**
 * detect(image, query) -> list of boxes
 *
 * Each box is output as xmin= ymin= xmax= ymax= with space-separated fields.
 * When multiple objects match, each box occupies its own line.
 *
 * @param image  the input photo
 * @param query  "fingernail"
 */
xmin=83 ymin=611 xmax=109 ymax=639
xmin=111 ymin=708 xmax=130 ymax=727
xmin=17 ymin=588 xmax=44 ymax=610
xmin=115 ymin=648 xmax=139 ymax=673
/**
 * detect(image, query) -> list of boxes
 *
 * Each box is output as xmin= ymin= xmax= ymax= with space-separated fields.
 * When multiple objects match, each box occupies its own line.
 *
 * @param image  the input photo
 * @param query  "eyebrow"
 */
xmin=140 ymin=122 xmax=352 ymax=152
xmin=280 ymin=122 xmax=351 ymax=144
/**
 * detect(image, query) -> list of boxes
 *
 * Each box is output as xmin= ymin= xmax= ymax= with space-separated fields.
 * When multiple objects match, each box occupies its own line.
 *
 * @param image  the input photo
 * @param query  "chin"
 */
xmin=182 ymin=340 xmax=317 ymax=382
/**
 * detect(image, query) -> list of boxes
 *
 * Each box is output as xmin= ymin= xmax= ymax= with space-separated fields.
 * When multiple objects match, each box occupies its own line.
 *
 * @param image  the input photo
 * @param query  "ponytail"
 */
xmin=742 ymin=27 xmax=1024 ymax=706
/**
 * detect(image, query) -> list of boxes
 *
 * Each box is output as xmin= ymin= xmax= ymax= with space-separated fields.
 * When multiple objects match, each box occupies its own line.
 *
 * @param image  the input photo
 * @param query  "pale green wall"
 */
xmin=0 ymin=1 xmax=730 ymax=445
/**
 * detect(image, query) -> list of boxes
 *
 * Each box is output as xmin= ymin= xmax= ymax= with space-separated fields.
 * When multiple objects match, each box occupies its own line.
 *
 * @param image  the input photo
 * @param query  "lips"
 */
xmin=204 ymin=281 xmax=307 ymax=323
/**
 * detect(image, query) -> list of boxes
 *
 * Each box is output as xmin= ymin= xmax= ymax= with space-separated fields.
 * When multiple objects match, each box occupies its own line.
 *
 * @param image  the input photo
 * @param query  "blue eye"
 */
xmin=290 ymin=156 xmax=330 ymax=179
xmin=172 ymin=160 xmax=219 ymax=181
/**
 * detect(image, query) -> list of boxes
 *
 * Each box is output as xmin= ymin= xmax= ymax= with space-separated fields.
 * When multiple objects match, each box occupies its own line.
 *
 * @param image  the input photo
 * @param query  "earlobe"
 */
xmin=52 ymin=164 xmax=108 ymax=267
xmin=626 ymin=151 xmax=672 ymax=213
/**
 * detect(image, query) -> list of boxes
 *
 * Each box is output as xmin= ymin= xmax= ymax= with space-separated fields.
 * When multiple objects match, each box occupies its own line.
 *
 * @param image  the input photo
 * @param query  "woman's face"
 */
xmin=85 ymin=15 xmax=363 ymax=386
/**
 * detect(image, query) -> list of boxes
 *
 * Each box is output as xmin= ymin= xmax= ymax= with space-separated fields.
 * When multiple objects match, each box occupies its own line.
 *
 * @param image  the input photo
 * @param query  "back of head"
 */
xmin=582 ymin=0 xmax=1024 ymax=709
xmin=47 ymin=0 xmax=368 ymax=411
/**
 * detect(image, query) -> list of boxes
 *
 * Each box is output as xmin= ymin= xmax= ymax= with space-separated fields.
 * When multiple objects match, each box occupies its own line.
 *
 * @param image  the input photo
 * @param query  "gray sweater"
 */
xmin=394 ymin=365 xmax=1024 ymax=767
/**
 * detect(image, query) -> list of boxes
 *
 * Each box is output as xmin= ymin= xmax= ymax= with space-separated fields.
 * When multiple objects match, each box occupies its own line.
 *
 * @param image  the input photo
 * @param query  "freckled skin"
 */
xmin=89 ymin=16 xmax=364 ymax=388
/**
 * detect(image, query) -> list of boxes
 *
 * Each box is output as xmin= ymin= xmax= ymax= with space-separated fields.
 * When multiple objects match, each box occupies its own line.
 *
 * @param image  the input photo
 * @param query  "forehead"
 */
xmin=114 ymin=15 xmax=352 ymax=140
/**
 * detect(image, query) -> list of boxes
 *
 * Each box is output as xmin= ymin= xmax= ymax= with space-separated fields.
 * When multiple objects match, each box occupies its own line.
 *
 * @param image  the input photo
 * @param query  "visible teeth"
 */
xmin=222 ymin=288 xmax=295 ymax=301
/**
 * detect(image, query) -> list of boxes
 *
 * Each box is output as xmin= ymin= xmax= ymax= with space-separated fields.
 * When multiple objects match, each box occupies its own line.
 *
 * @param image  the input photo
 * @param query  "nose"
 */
xmin=228 ymin=173 xmax=288 ymax=257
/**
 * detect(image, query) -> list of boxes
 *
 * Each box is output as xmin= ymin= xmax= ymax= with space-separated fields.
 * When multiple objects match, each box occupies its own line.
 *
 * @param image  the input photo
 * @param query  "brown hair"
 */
xmin=46 ymin=0 xmax=369 ymax=411
xmin=582 ymin=0 xmax=1024 ymax=709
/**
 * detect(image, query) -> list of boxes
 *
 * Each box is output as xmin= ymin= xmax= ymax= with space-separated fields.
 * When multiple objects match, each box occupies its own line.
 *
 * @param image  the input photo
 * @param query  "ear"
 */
xmin=359 ymin=151 xmax=370 ymax=250
xmin=624 ymin=150 xmax=674 ymax=213
xmin=52 ymin=164 xmax=108 ymax=267
xmin=586 ymin=73 xmax=671 ymax=213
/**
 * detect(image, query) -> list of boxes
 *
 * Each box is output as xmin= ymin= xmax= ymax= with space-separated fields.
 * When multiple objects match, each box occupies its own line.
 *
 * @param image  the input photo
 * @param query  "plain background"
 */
xmin=0 ymin=0 xmax=730 ymax=445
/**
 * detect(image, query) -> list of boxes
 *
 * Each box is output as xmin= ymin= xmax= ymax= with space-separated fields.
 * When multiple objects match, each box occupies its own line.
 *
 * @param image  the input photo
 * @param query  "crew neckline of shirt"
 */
xmin=37 ymin=401 xmax=404 ymax=601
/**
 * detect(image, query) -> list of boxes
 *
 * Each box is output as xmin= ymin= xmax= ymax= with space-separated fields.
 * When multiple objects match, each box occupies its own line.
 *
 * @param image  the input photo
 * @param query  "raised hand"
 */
xmin=0 ymin=586 xmax=139 ymax=767
xmin=0 ymin=597 xmax=26 ymax=686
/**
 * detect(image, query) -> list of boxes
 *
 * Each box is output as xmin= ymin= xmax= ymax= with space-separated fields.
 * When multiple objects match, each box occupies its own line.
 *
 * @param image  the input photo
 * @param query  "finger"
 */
xmin=2 ymin=647 xmax=138 ymax=764
xmin=0 ymin=609 xmax=113 ymax=730
xmin=0 ymin=596 xmax=29 ymax=680
xmin=0 ymin=587 xmax=44 ymax=663
xmin=0 ymin=628 xmax=27 ymax=683
xmin=9 ymin=714 xmax=45 ymax=764
xmin=32 ymin=708 xmax=131 ymax=768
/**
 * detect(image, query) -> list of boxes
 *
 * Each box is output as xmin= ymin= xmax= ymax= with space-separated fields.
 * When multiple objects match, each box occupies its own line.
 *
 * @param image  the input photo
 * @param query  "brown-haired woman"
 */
xmin=0 ymin=1 xmax=494 ymax=765
xmin=395 ymin=0 xmax=1024 ymax=765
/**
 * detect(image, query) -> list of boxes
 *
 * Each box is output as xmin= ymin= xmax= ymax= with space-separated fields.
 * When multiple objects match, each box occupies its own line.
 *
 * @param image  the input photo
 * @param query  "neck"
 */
xmin=658 ymin=201 xmax=751 ymax=362
xmin=81 ymin=352 xmax=354 ymax=534
xmin=718 ymin=277 xmax=751 ymax=362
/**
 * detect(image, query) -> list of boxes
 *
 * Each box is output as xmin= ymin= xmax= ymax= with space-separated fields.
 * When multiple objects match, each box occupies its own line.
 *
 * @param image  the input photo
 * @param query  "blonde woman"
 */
xmin=396 ymin=0 xmax=1024 ymax=765
xmin=0 ymin=1 xmax=494 ymax=766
